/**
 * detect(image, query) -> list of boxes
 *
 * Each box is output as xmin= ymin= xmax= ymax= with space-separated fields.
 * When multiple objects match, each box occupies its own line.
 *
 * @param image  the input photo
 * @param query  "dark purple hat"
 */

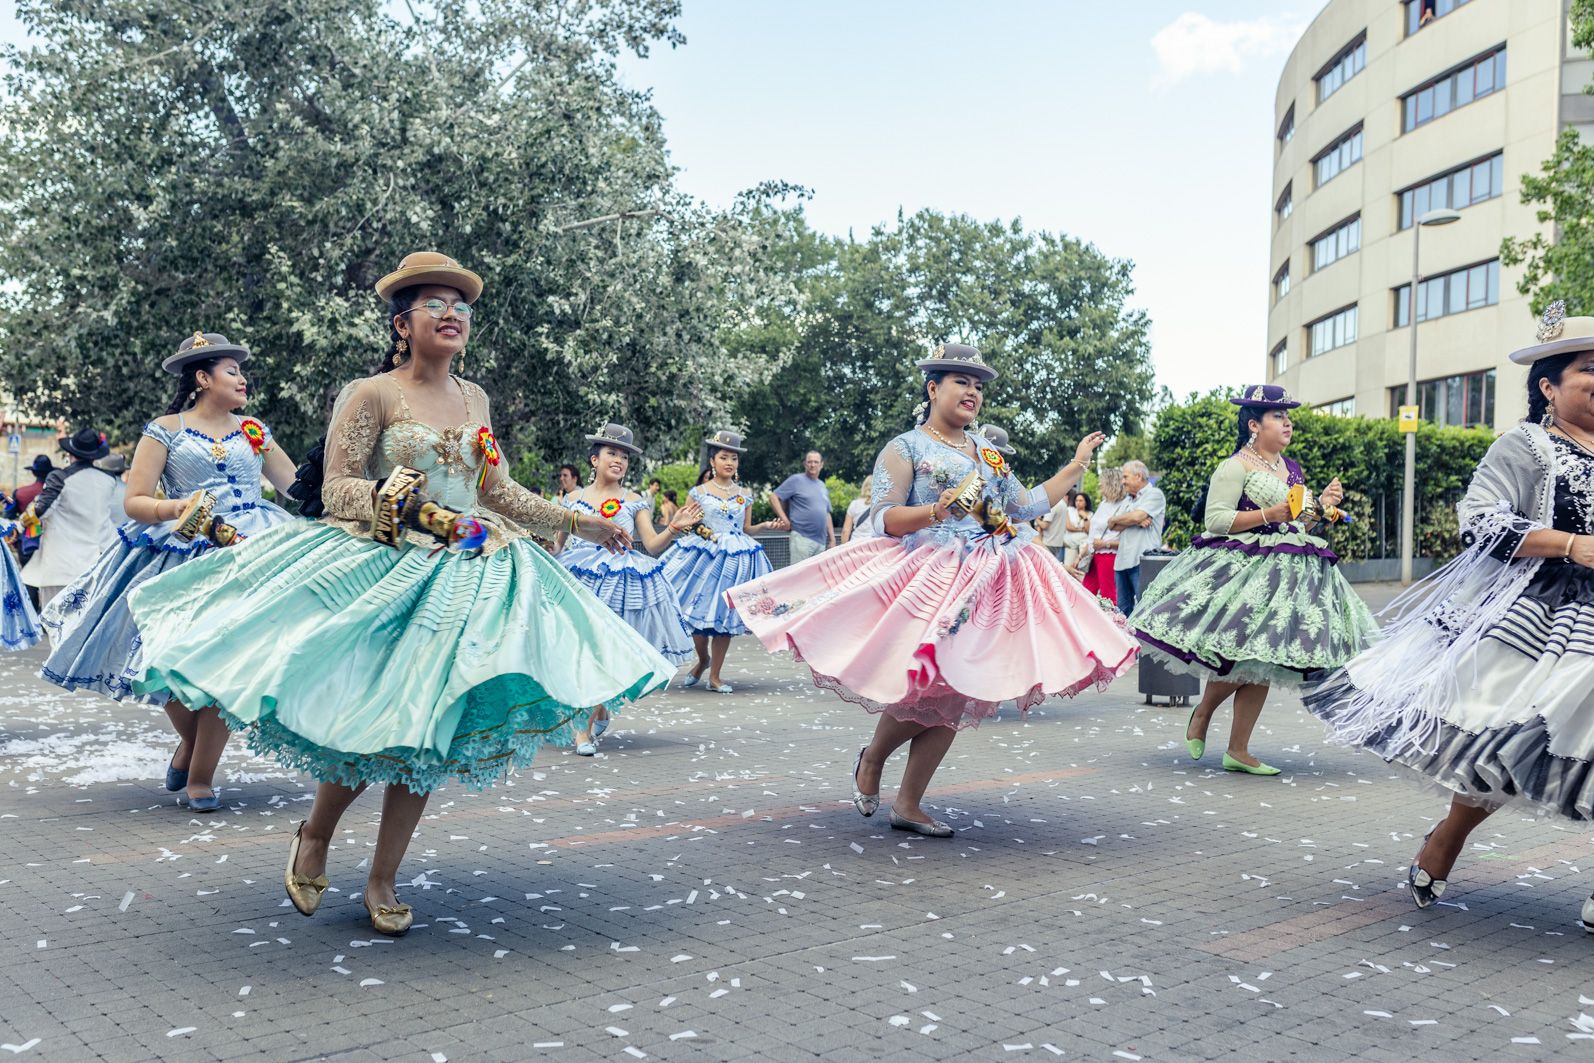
xmin=1229 ymin=384 xmax=1300 ymax=410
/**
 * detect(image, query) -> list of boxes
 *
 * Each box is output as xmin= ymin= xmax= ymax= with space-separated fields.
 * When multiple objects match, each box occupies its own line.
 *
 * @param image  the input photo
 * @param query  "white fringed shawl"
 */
xmin=1319 ymin=423 xmax=1555 ymax=754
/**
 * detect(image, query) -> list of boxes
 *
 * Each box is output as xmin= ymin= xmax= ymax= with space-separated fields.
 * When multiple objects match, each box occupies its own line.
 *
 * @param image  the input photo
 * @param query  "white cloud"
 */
xmin=1150 ymin=12 xmax=1307 ymax=85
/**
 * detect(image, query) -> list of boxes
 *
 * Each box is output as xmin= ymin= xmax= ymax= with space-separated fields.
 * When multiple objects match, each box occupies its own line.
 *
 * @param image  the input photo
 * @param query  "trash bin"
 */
xmin=1135 ymin=550 xmax=1201 ymax=706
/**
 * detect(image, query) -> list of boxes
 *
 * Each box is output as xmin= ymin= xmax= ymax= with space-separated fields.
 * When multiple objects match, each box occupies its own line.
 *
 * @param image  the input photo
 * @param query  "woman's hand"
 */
xmin=668 ymin=502 xmax=703 ymax=533
xmin=931 ymin=486 xmax=960 ymax=523
xmin=1262 ymin=500 xmax=1293 ymax=524
xmin=1318 ymin=477 xmax=1344 ymax=510
xmin=1072 ymin=432 xmax=1107 ymax=467
xmin=1572 ymin=535 xmax=1594 ymax=570
xmin=761 ymin=516 xmax=790 ymax=532
xmin=576 ymin=512 xmax=632 ymax=553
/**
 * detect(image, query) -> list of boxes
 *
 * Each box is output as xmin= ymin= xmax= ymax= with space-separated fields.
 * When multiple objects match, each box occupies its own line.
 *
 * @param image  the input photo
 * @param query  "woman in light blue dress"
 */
xmin=126 ymin=252 xmax=674 ymax=935
xmin=40 ymin=332 xmax=299 ymax=811
xmin=555 ymin=422 xmax=703 ymax=753
xmin=0 ymin=509 xmax=41 ymax=650
xmin=660 ymin=430 xmax=788 ymax=693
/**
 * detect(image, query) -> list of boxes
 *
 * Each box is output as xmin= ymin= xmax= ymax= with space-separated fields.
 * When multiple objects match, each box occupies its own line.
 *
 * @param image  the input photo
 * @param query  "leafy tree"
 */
xmin=0 ymin=0 xmax=795 ymax=473
xmin=735 ymin=210 xmax=1156 ymax=484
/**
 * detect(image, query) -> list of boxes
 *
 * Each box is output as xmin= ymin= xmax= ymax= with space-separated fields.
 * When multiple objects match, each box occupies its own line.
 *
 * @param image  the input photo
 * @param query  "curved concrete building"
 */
xmin=1267 ymin=0 xmax=1591 ymax=429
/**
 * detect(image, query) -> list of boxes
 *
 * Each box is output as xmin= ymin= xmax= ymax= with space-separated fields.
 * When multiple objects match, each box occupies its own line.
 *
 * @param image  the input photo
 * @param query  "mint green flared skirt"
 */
xmin=127 ymin=521 xmax=675 ymax=792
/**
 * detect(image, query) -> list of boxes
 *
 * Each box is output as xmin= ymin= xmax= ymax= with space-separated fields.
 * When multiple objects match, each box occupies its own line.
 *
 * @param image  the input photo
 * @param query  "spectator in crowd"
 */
xmin=1107 ymin=459 xmax=1166 ymax=614
xmin=840 ymin=476 xmax=875 ymax=544
xmin=10 ymin=454 xmax=53 ymax=514
xmin=1040 ymin=488 xmax=1091 ymax=565
xmin=553 ymin=463 xmax=580 ymax=504
xmin=1082 ymin=469 xmax=1125 ymax=603
xmin=658 ymin=488 xmax=679 ymax=526
xmin=769 ymin=450 xmax=835 ymax=563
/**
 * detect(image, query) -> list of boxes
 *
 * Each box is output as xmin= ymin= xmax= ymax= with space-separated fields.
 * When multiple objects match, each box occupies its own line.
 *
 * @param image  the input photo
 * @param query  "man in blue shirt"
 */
xmin=770 ymin=451 xmax=835 ymax=564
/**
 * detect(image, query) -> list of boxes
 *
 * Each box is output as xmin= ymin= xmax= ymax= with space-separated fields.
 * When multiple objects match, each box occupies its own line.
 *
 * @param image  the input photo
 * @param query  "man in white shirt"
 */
xmin=1106 ymin=460 xmax=1166 ymax=615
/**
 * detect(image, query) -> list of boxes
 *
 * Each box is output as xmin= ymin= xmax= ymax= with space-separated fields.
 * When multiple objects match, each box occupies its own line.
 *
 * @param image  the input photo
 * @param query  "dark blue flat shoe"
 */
xmin=164 ymin=759 xmax=189 ymax=793
xmin=185 ymin=791 xmax=222 ymax=813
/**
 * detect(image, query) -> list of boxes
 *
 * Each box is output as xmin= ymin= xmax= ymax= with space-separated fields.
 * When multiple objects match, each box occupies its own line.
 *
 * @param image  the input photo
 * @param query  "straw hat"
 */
xmin=375 ymin=251 xmax=483 ymax=304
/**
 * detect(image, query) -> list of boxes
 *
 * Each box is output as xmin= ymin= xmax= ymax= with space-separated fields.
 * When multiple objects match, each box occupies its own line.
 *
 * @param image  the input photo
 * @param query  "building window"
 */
xmin=1275 ymin=183 xmax=1293 ymax=225
xmin=1316 ymin=36 xmax=1367 ymax=103
xmin=1398 ymin=153 xmax=1504 ymax=229
xmin=1278 ymin=105 xmax=1295 ymax=146
xmin=1273 ymin=263 xmax=1291 ymax=302
xmin=1388 ymin=369 xmax=1495 ymax=428
xmin=1308 ymin=305 xmax=1358 ymax=357
xmin=1270 ymin=340 xmax=1287 ymax=378
xmin=1393 ymin=259 xmax=1501 ymax=327
xmin=1318 ymin=398 xmax=1356 ymax=417
xmin=1402 ymin=48 xmax=1506 ymax=133
xmin=1311 ymin=216 xmax=1361 ymax=272
xmin=1405 ymin=0 xmax=1475 ymax=37
xmin=1314 ymin=126 xmax=1364 ymax=187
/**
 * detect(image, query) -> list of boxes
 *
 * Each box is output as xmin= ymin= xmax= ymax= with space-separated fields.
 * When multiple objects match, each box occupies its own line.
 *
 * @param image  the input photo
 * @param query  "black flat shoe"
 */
xmin=1407 ymin=828 xmax=1446 ymax=910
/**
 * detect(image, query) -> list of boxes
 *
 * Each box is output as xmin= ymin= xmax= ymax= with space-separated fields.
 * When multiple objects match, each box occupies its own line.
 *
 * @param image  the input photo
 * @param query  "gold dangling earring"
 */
xmin=396 ymin=336 xmax=409 ymax=360
xmin=1544 ymin=399 xmax=1557 ymax=429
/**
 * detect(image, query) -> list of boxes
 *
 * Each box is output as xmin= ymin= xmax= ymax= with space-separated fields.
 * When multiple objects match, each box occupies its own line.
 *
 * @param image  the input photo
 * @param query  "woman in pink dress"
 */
xmin=728 ymin=344 xmax=1138 ymax=836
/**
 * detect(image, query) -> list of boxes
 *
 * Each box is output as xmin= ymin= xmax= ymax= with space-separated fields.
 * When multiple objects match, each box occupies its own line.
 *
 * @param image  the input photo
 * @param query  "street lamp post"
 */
xmin=1401 ymin=208 xmax=1462 ymax=585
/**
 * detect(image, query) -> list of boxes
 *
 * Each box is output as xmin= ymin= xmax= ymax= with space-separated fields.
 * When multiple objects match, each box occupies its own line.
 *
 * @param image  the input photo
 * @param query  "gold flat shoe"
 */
xmin=284 ymin=824 xmax=330 ymax=917
xmin=363 ymin=894 xmax=413 ymax=936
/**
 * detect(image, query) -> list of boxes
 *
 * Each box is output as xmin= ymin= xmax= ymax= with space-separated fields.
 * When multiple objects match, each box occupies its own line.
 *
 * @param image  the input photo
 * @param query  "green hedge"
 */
xmin=1150 ymin=395 xmax=1495 ymax=561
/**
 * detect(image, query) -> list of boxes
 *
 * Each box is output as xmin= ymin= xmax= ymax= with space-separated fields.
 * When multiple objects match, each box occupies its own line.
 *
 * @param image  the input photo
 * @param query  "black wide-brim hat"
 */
xmin=163 ymin=331 xmax=252 ymax=375
xmin=585 ymin=422 xmax=643 ymax=457
xmin=1230 ymin=384 xmax=1301 ymax=410
xmin=28 ymin=454 xmax=54 ymax=476
xmin=59 ymin=428 xmax=110 ymax=461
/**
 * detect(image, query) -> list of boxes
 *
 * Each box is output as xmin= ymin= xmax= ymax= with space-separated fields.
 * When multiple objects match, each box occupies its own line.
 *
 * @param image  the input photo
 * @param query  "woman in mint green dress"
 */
xmin=1128 ymin=385 xmax=1376 ymax=776
xmin=128 ymin=252 xmax=674 ymax=935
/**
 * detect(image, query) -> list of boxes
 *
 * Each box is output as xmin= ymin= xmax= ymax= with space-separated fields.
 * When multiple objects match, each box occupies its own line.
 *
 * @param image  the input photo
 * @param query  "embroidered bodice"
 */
xmin=1550 ymin=435 xmax=1594 ymax=535
xmin=564 ymin=494 xmax=649 ymax=538
xmin=690 ymin=485 xmax=755 ymax=539
xmin=870 ymin=429 xmax=1050 ymax=548
xmin=320 ymin=373 xmax=567 ymax=551
xmin=1202 ymin=455 xmax=1327 ymax=542
xmin=143 ymin=416 xmax=271 ymax=515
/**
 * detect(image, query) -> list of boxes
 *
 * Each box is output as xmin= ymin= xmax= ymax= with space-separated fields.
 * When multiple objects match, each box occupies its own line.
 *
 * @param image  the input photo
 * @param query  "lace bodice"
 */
xmin=690 ymin=485 xmax=754 ymax=537
xmin=142 ymin=417 xmax=272 ymax=513
xmin=320 ymin=373 xmax=567 ymax=550
xmin=1551 ymin=435 xmax=1594 ymax=535
xmin=869 ymin=429 xmax=1050 ymax=548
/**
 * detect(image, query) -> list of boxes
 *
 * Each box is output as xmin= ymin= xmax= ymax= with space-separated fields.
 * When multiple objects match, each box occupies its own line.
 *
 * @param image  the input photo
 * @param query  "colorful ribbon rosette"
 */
xmin=979 ymin=446 xmax=1006 ymax=478
xmin=475 ymin=427 xmax=501 ymax=491
xmin=238 ymin=418 xmax=270 ymax=456
xmin=599 ymin=498 xmax=623 ymax=520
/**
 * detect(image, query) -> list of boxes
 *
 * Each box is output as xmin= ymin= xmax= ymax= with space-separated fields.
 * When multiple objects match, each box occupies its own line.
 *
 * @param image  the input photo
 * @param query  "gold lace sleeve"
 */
xmin=473 ymin=388 xmax=568 ymax=538
xmin=321 ymin=377 xmax=387 ymax=523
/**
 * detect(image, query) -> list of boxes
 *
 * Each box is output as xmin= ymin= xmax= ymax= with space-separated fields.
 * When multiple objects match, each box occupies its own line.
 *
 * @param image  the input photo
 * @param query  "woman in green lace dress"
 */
xmin=127 ymin=252 xmax=674 ymax=935
xmin=1128 ymin=385 xmax=1376 ymax=775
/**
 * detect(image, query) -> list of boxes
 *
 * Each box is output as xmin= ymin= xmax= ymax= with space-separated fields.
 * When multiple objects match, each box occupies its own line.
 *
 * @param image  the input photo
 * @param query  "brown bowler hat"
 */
xmin=375 ymin=252 xmax=483 ymax=304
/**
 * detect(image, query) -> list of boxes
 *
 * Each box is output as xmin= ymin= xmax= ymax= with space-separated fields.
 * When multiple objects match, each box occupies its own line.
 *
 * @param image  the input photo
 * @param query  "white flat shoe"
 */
xmin=592 ymin=718 xmax=609 ymax=738
xmin=575 ymin=740 xmax=598 ymax=757
xmin=682 ymin=673 xmax=702 ymax=689
xmin=889 ymin=810 xmax=953 ymax=838
xmin=1581 ymin=894 xmax=1594 ymax=933
xmin=705 ymin=682 xmax=733 ymax=694
xmin=851 ymin=746 xmax=879 ymax=817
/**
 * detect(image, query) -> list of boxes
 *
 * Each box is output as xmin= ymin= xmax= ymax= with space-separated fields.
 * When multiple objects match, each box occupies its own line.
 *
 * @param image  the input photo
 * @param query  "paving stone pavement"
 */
xmin=3 ymin=584 xmax=1594 ymax=1062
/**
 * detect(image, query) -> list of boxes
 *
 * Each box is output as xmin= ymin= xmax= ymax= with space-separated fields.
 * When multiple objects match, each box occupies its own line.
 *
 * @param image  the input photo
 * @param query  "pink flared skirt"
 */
xmin=727 ymin=537 xmax=1137 ymax=729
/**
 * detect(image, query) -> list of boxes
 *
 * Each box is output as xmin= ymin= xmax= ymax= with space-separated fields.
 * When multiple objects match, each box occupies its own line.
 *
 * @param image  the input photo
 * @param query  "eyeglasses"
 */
xmin=402 ymin=299 xmax=474 ymax=320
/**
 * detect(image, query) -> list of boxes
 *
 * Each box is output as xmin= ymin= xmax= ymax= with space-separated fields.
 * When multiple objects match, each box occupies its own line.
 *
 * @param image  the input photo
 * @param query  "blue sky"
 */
xmin=1 ymin=1 xmax=1325 ymax=401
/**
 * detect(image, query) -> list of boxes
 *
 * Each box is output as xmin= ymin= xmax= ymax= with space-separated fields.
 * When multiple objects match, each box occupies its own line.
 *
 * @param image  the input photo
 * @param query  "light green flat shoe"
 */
xmin=1222 ymin=753 xmax=1281 ymax=776
xmin=1184 ymin=705 xmax=1205 ymax=762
